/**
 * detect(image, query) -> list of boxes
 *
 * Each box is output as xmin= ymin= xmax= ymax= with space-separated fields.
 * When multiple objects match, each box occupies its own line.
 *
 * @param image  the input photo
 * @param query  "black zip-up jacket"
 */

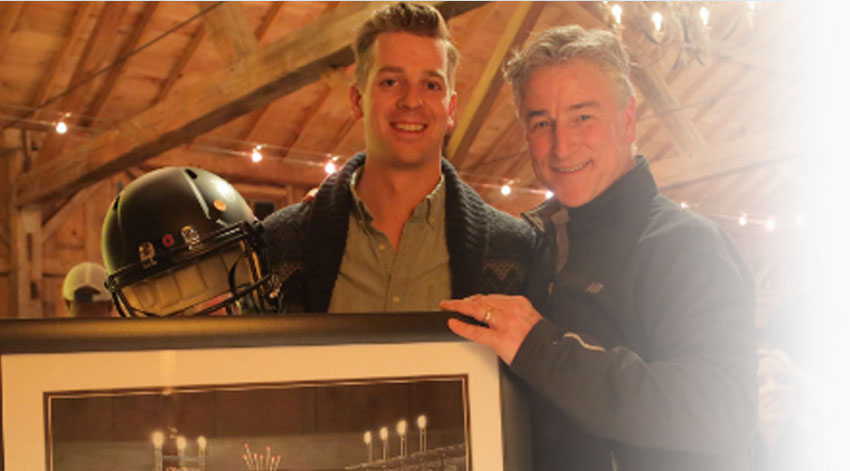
xmin=513 ymin=156 xmax=757 ymax=471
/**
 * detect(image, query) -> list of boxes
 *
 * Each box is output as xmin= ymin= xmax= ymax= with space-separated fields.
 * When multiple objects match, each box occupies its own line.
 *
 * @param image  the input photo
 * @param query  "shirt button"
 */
xmin=378 ymin=244 xmax=386 ymax=251
xmin=392 ymin=296 xmax=400 ymax=303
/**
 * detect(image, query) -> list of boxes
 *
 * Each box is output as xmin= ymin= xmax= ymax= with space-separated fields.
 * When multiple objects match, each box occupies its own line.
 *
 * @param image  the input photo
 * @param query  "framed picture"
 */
xmin=0 ymin=312 xmax=530 ymax=471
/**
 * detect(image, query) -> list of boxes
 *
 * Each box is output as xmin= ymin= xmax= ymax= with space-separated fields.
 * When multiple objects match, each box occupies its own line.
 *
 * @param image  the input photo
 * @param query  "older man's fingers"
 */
xmin=448 ymin=318 xmax=495 ymax=346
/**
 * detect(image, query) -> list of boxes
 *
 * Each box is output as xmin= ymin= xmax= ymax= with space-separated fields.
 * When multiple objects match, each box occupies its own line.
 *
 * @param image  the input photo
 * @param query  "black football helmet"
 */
xmin=101 ymin=167 xmax=278 ymax=317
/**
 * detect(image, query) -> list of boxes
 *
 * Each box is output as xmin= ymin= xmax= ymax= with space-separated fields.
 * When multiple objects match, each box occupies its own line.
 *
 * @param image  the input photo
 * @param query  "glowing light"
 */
xmin=611 ymin=4 xmax=623 ymax=24
xmin=55 ymin=121 xmax=68 ymax=134
xmin=251 ymin=146 xmax=263 ymax=163
xmin=151 ymin=431 xmax=164 ymax=448
xmin=363 ymin=431 xmax=372 ymax=445
xmin=747 ymin=1 xmax=757 ymax=11
xmin=699 ymin=6 xmax=710 ymax=26
xmin=324 ymin=160 xmax=337 ymax=174
xmin=396 ymin=419 xmax=408 ymax=436
xmin=197 ymin=436 xmax=207 ymax=450
xmin=176 ymin=436 xmax=187 ymax=452
xmin=545 ymin=190 xmax=554 ymax=199
xmin=417 ymin=415 xmax=427 ymax=429
xmin=765 ymin=217 xmax=776 ymax=232
xmin=379 ymin=427 xmax=388 ymax=441
xmin=652 ymin=12 xmax=663 ymax=32
xmin=738 ymin=215 xmax=748 ymax=226
xmin=679 ymin=201 xmax=689 ymax=209
xmin=500 ymin=184 xmax=512 ymax=196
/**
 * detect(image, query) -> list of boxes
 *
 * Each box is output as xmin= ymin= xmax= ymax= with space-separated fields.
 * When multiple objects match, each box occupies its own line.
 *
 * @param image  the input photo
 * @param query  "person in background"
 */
xmin=262 ymin=2 xmax=533 ymax=313
xmin=442 ymin=25 xmax=756 ymax=470
xmin=62 ymin=261 xmax=114 ymax=318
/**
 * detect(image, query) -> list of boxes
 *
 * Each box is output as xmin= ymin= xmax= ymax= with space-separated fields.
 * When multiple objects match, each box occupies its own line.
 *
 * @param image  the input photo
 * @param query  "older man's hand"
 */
xmin=440 ymin=294 xmax=542 ymax=365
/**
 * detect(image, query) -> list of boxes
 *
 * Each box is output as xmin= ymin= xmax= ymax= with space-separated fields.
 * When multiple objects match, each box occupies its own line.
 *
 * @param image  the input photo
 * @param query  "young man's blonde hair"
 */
xmin=504 ymin=25 xmax=635 ymax=109
xmin=353 ymin=2 xmax=459 ymax=89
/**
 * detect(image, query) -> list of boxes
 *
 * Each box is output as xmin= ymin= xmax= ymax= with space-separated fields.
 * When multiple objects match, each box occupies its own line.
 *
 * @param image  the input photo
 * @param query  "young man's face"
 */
xmin=520 ymin=58 xmax=636 ymax=208
xmin=351 ymin=32 xmax=457 ymax=170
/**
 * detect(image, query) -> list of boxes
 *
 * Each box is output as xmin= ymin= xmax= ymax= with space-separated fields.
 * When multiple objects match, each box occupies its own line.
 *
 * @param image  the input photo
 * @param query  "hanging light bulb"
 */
xmin=500 ymin=183 xmax=512 ymax=196
xmin=651 ymin=12 xmax=663 ymax=32
xmin=699 ymin=6 xmax=710 ymax=27
xmin=545 ymin=190 xmax=554 ymax=199
xmin=738 ymin=215 xmax=748 ymax=226
xmin=611 ymin=4 xmax=623 ymax=25
xmin=251 ymin=146 xmax=263 ymax=163
xmin=55 ymin=120 xmax=68 ymax=134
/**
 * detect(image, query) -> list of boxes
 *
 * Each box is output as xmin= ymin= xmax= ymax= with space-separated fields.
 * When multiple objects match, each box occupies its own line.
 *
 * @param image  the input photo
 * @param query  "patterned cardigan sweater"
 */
xmin=261 ymin=152 xmax=534 ymax=313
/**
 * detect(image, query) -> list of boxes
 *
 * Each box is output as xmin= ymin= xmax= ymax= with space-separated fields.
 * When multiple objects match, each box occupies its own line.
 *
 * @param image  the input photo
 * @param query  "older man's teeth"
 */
xmin=553 ymin=161 xmax=590 ymax=173
xmin=394 ymin=123 xmax=425 ymax=131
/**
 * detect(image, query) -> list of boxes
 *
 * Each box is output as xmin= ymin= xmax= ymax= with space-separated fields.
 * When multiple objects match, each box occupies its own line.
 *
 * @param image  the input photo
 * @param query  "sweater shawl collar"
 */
xmin=303 ymin=152 xmax=489 ymax=311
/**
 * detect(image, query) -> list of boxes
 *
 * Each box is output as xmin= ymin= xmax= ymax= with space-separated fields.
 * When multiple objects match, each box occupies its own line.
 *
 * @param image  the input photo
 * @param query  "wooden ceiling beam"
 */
xmin=29 ymin=3 xmax=96 ymax=117
xmin=13 ymin=1 xmax=486 ymax=207
xmin=447 ymin=2 xmax=544 ymax=169
xmin=0 ymin=2 xmax=24 ymax=65
xmin=253 ymin=2 xmax=285 ymax=41
xmin=80 ymin=2 xmax=160 ymax=128
xmin=198 ymin=1 xmax=258 ymax=64
xmin=35 ymin=2 xmax=130 ymax=163
xmin=652 ymin=127 xmax=812 ymax=190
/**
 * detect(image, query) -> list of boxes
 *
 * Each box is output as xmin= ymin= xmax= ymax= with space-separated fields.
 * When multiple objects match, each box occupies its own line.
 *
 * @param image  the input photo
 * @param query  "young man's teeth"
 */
xmin=394 ymin=123 xmax=425 ymax=131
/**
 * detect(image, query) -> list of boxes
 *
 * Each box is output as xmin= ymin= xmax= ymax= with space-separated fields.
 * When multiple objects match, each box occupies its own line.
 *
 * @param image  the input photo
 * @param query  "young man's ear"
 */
xmin=447 ymin=91 xmax=458 ymax=130
xmin=350 ymin=83 xmax=364 ymax=120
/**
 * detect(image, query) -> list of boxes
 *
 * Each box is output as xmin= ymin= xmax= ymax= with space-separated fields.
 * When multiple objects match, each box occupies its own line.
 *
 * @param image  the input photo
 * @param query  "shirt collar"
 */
xmin=349 ymin=167 xmax=445 ymax=229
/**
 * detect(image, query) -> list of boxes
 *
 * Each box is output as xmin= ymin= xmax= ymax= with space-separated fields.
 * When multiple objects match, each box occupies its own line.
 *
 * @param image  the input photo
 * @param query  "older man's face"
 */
xmin=520 ymin=58 xmax=636 ymax=208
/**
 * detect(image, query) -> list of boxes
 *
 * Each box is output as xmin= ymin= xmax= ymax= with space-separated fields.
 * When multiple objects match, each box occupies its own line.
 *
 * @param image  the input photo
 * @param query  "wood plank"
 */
xmin=80 ymin=2 xmax=160 ymax=128
xmin=15 ymin=1 xmax=487 ymax=207
xmin=446 ymin=2 xmax=544 ymax=169
xmin=198 ymin=1 xmax=258 ymax=64
xmin=42 ymin=182 xmax=103 ymax=240
xmin=0 ymin=1 xmax=25 ymax=65
xmin=154 ymin=23 xmax=206 ymax=104
xmin=652 ymin=127 xmax=812 ymax=190
xmin=253 ymin=1 xmax=285 ymax=41
xmin=36 ymin=2 xmax=130 ymax=163
xmin=29 ymin=3 xmax=95 ymax=117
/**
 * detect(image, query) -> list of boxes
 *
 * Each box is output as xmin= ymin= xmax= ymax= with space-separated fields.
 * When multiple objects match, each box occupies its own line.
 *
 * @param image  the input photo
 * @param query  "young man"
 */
xmin=262 ymin=3 xmax=532 ymax=313
xmin=442 ymin=26 xmax=756 ymax=470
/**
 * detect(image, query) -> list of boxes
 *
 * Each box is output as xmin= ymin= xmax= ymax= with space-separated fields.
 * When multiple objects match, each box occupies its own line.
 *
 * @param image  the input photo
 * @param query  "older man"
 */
xmin=263 ymin=3 xmax=533 ymax=313
xmin=442 ymin=26 xmax=756 ymax=471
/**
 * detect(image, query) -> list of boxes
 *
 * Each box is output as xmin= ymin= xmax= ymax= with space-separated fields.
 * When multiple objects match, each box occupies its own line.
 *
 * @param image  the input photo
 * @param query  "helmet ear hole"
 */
xmin=184 ymin=169 xmax=198 ymax=179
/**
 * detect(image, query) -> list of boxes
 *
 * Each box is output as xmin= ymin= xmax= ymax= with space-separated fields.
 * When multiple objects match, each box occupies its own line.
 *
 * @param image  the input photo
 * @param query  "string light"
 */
xmin=680 ymin=201 xmax=689 ymax=209
xmin=500 ymin=183 xmax=512 ymax=196
xmin=324 ymin=159 xmax=337 ymax=174
xmin=55 ymin=120 xmax=68 ymax=134
xmin=545 ymin=190 xmax=554 ymax=199
xmin=765 ymin=217 xmax=777 ymax=232
xmin=738 ymin=215 xmax=748 ymax=226
xmin=251 ymin=145 xmax=263 ymax=163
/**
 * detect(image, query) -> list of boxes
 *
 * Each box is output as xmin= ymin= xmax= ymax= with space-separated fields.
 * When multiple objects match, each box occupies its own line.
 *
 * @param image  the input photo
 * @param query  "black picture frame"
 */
xmin=0 ymin=312 xmax=531 ymax=471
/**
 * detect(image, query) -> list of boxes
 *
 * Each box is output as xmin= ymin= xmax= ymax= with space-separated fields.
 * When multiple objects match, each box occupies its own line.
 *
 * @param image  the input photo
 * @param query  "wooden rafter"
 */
xmin=198 ymin=1 xmax=258 ymax=64
xmin=36 ymin=2 xmax=130 ymax=163
xmin=280 ymin=68 xmax=349 ymax=160
xmin=14 ymin=1 xmax=486 ymax=207
xmin=253 ymin=2 xmax=285 ymax=41
xmin=0 ymin=1 xmax=24 ymax=65
xmin=653 ymin=127 xmax=811 ymax=190
xmin=80 ymin=2 xmax=160 ymax=128
xmin=446 ymin=2 xmax=544 ymax=169
xmin=154 ymin=24 xmax=206 ymax=104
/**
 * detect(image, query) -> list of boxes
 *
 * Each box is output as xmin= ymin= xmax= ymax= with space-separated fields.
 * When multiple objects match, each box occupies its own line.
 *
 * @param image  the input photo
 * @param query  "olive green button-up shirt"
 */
xmin=327 ymin=168 xmax=451 ymax=313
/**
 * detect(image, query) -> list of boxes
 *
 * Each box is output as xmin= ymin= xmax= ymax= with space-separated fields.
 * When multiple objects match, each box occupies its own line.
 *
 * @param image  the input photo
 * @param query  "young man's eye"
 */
xmin=425 ymin=81 xmax=442 ymax=91
xmin=380 ymin=78 xmax=397 ymax=87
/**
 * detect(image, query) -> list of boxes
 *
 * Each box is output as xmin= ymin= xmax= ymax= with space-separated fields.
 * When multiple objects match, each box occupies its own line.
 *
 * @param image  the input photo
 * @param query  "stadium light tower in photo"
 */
xmin=363 ymin=431 xmax=373 ymax=463
xmin=397 ymin=419 xmax=408 ymax=457
xmin=379 ymin=426 xmax=389 ymax=461
xmin=417 ymin=414 xmax=428 ymax=453
xmin=152 ymin=431 xmax=164 ymax=471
